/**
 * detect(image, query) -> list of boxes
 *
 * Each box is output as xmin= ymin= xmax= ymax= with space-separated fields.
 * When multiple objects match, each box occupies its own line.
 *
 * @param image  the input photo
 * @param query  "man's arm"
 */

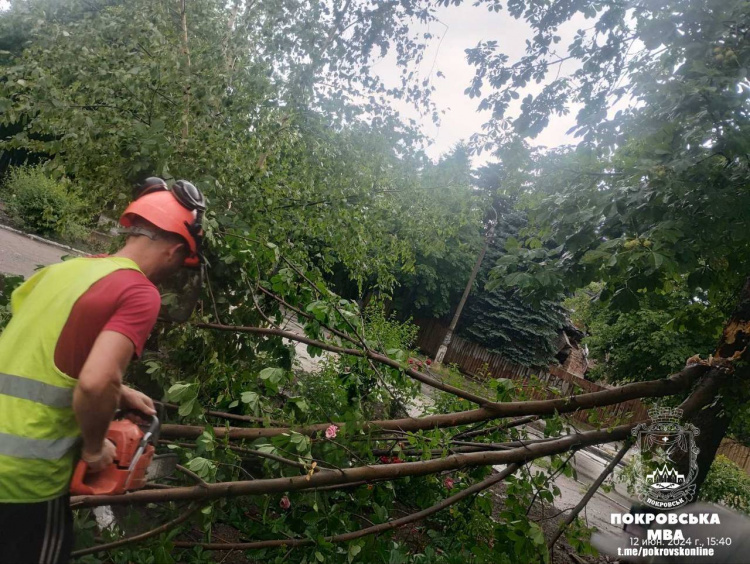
xmin=72 ymin=330 xmax=135 ymax=469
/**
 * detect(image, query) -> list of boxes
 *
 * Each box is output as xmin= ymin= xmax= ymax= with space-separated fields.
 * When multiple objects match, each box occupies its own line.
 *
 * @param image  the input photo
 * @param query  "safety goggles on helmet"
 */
xmin=119 ymin=177 xmax=208 ymax=323
xmin=120 ymin=177 xmax=206 ymax=268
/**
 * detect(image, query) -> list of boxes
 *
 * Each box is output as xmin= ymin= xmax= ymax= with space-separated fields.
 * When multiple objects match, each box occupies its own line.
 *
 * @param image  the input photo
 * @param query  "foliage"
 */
xmin=6 ymin=0 xmax=745 ymax=562
xmin=0 ymin=0 xmax=490 ymax=299
xmin=482 ymin=0 xmax=750 ymax=311
xmin=388 ymin=145 xmax=486 ymax=319
xmin=296 ymin=299 xmax=421 ymax=422
xmin=564 ymin=518 xmax=598 ymax=559
xmin=467 ymin=0 xmax=750 ymax=487
xmin=699 ymin=455 xmax=750 ymax=515
xmin=0 ymin=273 xmax=25 ymax=330
xmin=565 ymin=283 xmax=724 ymax=384
xmin=1 ymin=165 xmax=87 ymax=239
xmin=459 ymin=0 xmax=750 ymax=152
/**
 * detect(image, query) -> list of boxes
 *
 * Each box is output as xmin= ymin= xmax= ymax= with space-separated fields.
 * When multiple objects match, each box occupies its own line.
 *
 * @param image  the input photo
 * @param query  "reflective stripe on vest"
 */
xmin=0 ymin=373 xmax=73 ymax=408
xmin=0 ymin=433 xmax=79 ymax=460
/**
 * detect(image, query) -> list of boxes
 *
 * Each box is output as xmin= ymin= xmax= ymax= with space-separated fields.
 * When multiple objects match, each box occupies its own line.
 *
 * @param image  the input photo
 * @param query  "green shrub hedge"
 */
xmin=700 ymin=454 xmax=750 ymax=514
xmin=1 ymin=166 xmax=87 ymax=240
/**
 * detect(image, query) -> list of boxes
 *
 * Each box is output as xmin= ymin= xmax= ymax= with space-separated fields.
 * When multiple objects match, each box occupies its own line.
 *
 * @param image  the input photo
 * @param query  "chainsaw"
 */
xmin=70 ymin=411 xmax=177 ymax=496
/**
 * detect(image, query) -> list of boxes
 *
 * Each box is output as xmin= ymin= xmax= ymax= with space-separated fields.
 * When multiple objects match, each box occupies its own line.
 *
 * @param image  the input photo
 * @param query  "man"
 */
xmin=0 ymin=178 xmax=205 ymax=564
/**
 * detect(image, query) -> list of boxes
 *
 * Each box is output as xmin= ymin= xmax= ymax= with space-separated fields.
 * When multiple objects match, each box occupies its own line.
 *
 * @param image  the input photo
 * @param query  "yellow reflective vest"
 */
xmin=0 ymin=257 xmax=143 ymax=502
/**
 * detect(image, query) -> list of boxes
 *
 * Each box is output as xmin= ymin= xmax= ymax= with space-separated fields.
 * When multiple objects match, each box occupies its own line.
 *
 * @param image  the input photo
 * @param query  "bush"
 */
xmin=699 ymin=455 xmax=750 ymax=514
xmin=0 ymin=273 xmax=24 ymax=330
xmin=1 ymin=166 xmax=87 ymax=240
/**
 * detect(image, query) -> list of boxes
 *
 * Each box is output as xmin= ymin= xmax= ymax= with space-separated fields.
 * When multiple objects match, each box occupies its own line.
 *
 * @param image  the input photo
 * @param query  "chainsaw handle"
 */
xmin=70 ymin=459 xmax=95 ymax=495
xmin=143 ymin=414 xmax=160 ymax=445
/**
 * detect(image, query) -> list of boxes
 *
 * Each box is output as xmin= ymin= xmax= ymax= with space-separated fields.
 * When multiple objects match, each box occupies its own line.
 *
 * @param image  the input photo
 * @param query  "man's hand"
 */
xmin=120 ymin=385 xmax=156 ymax=416
xmin=81 ymin=439 xmax=117 ymax=473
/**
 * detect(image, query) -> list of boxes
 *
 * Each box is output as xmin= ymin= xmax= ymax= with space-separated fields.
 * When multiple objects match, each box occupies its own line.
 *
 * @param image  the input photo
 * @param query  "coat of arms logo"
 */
xmin=631 ymin=407 xmax=700 ymax=509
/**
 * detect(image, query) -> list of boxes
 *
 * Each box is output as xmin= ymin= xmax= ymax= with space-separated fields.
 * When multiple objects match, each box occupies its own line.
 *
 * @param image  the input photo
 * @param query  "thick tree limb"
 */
xmin=171 ymin=463 xmax=522 ymax=551
xmin=195 ymin=322 xmax=708 ymax=414
xmin=71 ymin=366 xmax=718 ymax=510
xmin=547 ymin=441 xmax=632 ymax=550
xmin=686 ymin=275 xmax=750 ymax=492
xmin=160 ymin=363 xmax=707 ymax=441
xmin=70 ymin=423 xmax=636 ymax=508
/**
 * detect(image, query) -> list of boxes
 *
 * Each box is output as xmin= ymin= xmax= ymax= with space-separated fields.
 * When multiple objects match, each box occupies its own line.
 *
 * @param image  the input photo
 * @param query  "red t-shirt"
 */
xmin=54 ymin=269 xmax=161 ymax=379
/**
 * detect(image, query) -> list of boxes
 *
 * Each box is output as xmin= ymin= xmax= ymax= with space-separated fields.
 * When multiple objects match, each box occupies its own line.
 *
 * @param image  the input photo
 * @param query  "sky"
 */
xmin=374 ymin=3 xmax=585 ymax=163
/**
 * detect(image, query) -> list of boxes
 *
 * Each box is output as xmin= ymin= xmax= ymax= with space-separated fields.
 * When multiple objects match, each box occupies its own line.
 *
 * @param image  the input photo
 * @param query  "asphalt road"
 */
xmin=0 ymin=225 xmax=79 ymax=277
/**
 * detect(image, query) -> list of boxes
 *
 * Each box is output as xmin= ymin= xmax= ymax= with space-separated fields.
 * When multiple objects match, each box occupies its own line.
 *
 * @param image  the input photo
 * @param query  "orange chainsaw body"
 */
xmin=70 ymin=419 xmax=155 ymax=496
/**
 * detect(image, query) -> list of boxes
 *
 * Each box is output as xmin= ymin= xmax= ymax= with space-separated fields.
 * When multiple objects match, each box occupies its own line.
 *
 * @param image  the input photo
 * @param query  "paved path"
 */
xmin=0 ymin=226 xmax=77 ymax=277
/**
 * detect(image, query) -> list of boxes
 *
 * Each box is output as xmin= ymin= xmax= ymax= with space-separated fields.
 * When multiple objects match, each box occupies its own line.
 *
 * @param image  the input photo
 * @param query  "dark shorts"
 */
xmin=0 ymin=495 xmax=73 ymax=564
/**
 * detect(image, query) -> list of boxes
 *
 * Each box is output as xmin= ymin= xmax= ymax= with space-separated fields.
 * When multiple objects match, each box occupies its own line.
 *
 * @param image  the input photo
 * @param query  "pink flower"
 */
xmin=425 ymin=359 xmax=432 ymax=366
xmin=443 ymin=477 xmax=454 ymax=490
xmin=325 ymin=424 xmax=339 ymax=439
xmin=279 ymin=496 xmax=291 ymax=510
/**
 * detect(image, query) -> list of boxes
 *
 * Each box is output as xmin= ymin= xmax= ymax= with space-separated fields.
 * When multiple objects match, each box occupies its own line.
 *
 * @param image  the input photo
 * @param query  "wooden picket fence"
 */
xmin=716 ymin=439 xmax=750 ymax=475
xmin=415 ymin=318 xmax=750 ymax=474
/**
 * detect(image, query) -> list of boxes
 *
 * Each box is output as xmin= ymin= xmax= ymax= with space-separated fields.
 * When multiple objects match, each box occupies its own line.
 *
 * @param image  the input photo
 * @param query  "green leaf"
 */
xmin=166 ymin=382 xmax=196 ymax=402
xmin=241 ymin=391 xmax=260 ymax=415
xmin=348 ymin=542 xmax=363 ymax=563
xmin=178 ymin=397 xmax=196 ymax=417
xmin=185 ymin=457 xmax=215 ymax=480
xmin=259 ymin=367 xmax=285 ymax=383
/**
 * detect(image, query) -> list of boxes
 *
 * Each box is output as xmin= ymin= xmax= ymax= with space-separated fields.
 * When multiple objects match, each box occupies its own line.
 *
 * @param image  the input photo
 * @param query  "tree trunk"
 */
xmin=178 ymin=0 xmax=191 ymax=144
xmin=687 ymin=401 xmax=731 ymax=492
xmin=685 ymin=276 xmax=750 ymax=494
xmin=435 ymin=221 xmax=495 ymax=364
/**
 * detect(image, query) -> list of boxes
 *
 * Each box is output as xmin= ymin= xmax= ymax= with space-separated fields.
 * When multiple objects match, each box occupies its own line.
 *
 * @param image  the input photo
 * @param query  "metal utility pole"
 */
xmin=435 ymin=212 xmax=497 ymax=365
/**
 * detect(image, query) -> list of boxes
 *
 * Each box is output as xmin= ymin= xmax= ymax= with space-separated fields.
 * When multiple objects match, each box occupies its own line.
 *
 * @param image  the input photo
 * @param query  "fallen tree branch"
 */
xmin=70 ymin=368 xmax=719 ymax=509
xmin=71 ymin=504 xmax=201 ymax=557
xmin=547 ymin=440 xmax=632 ymax=550
xmin=229 ymin=444 xmax=333 ymax=473
xmin=160 ymin=363 xmax=707 ymax=441
xmin=171 ymin=463 xmax=522 ymax=551
xmin=162 ymin=402 xmax=287 ymax=426
xmin=453 ymin=415 xmax=539 ymax=440
xmin=257 ymin=285 xmax=358 ymax=346
xmin=195 ymin=321 xmax=493 ymax=406
xmin=525 ymin=450 xmax=577 ymax=516
xmin=71 ymin=423 xmax=635 ymax=508
xmin=176 ymin=464 xmax=209 ymax=488
xmin=160 ymin=441 xmax=322 ymax=473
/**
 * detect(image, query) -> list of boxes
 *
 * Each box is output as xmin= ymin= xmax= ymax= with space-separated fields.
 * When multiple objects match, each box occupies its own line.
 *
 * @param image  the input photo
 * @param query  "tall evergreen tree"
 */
xmin=457 ymin=167 xmax=566 ymax=367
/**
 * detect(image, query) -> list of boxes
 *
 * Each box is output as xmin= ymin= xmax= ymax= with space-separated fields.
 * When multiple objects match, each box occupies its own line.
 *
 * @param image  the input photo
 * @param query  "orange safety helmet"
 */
xmin=119 ymin=178 xmax=206 ymax=267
